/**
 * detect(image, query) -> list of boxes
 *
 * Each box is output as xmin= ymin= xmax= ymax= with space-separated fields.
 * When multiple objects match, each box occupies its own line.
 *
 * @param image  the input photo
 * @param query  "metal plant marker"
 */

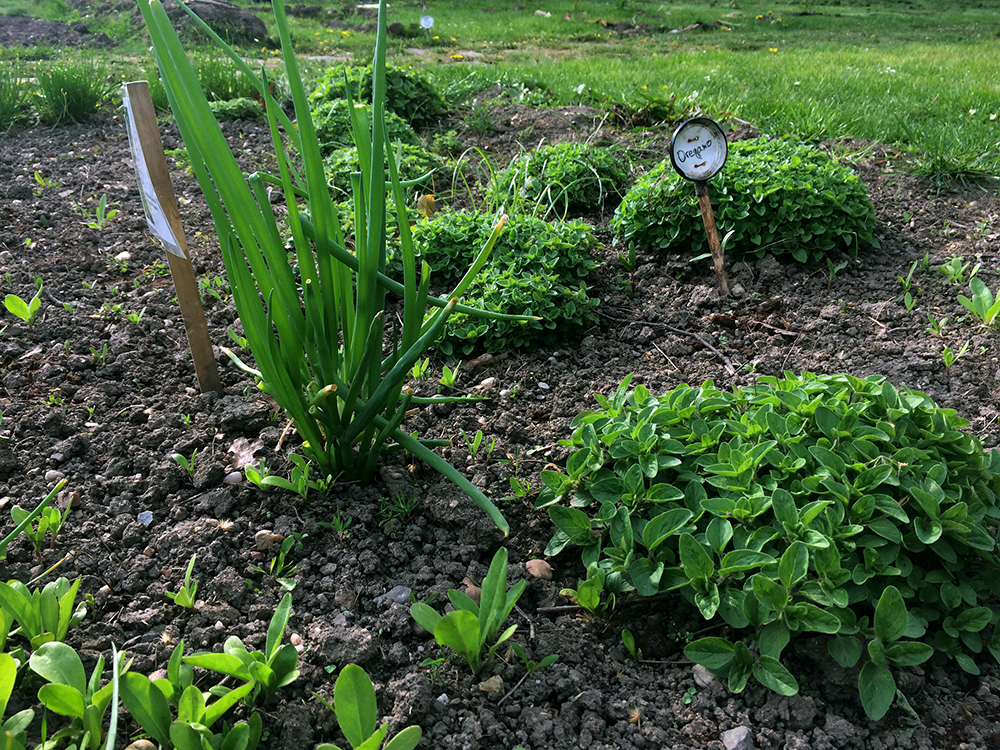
xmin=670 ymin=117 xmax=732 ymax=297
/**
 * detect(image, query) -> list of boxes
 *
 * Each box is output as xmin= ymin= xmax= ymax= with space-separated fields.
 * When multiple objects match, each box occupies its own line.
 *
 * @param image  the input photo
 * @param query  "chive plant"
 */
xmin=137 ymin=0 xmax=521 ymax=532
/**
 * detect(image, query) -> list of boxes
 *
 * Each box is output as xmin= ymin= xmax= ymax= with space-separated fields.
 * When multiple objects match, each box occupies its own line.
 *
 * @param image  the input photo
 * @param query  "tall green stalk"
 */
xmin=136 ymin=0 xmax=517 ymax=533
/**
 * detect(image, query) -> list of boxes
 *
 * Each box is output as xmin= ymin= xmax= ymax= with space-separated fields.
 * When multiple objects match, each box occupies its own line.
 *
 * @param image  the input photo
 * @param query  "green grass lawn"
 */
xmin=2 ymin=0 xmax=998 ymax=178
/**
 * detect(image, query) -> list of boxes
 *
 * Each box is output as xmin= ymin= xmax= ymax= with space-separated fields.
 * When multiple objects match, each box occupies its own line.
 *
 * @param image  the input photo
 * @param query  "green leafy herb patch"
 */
xmin=308 ymin=63 xmax=446 ymax=128
xmin=540 ymin=371 xmax=1000 ymax=719
xmin=312 ymin=99 xmax=417 ymax=155
xmin=410 ymin=210 xmax=600 ymax=354
xmin=323 ymin=143 xmax=445 ymax=201
xmin=487 ymin=142 xmax=631 ymax=217
xmin=612 ymin=137 xmax=879 ymax=263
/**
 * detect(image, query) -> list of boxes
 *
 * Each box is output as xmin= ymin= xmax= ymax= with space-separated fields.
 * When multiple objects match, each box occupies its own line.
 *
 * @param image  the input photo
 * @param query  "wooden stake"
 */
xmin=123 ymin=81 xmax=222 ymax=393
xmin=694 ymin=180 xmax=731 ymax=297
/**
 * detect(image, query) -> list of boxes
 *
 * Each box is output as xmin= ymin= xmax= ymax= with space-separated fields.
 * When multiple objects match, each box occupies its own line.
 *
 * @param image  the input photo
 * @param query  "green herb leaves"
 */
xmin=545 ymin=371 xmax=1000 ymax=719
xmin=612 ymin=137 xmax=879 ymax=263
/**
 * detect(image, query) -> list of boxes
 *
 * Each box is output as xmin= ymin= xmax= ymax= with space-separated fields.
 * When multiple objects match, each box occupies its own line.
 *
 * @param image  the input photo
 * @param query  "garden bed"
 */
xmin=3 ymin=84 xmax=1000 ymax=750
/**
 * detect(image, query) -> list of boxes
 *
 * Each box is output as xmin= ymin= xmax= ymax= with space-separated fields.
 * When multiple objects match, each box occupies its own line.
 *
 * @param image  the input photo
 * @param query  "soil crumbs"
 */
xmin=3 ymin=69 xmax=1000 ymax=750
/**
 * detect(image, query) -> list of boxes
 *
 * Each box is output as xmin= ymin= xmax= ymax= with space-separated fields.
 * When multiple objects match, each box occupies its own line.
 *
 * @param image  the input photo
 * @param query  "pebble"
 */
xmin=478 ymin=675 xmax=502 ymax=692
xmin=142 ymin=546 xmax=156 ymax=557
xmin=44 ymin=469 xmax=65 ymax=483
xmin=436 ymin=693 xmax=449 ymax=705
xmin=254 ymin=529 xmax=283 ymax=550
xmin=526 ymin=559 xmax=552 ymax=579
xmin=721 ymin=726 xmax=755 ymax=750
xmin=499 ymin=389 xmax=512 ymax=398
xmin=214 ymin=621 xmax=224 ymax=630
xmin=538 ymin=381 xmax=550 ymax=389
xmin=223 ymin=471 xmax=242 ymax=485
xmin=137 ymin=511 xmax=153 ymax=526
xmin=693 ymin=664 xmax=716 ymax=688
xmin=373 ymin=585 xmax=412 ymax=606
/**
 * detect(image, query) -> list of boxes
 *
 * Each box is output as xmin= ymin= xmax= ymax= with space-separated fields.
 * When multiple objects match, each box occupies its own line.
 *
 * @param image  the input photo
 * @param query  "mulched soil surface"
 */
xmin=4 ymin=14 xmax=1000 ymax=750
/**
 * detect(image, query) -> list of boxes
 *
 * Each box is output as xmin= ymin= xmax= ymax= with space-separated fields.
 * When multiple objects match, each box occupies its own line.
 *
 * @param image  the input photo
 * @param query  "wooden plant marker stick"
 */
xmin=122 ymin=81 xmax=222 ymax=393
xmin=694 ymin=180 xmax=731 ymax=297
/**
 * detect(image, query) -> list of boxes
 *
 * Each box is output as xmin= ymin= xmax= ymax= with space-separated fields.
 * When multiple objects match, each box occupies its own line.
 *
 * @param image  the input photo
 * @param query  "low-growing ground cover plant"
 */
xmin=410 ymin=210 xmax=599 ymax=354
xmin=487 ymin=142 xmax=631 ymax=217
xmin=312 ymin=99 xmax=417 ymax=154
xmin=308 ymin=62 xmax=446 ymax=128
xmin=323 ymin=143 xmax=444 ymax=202
xmin=540 ymin=371 xmax=1000 ymax=720
xmin=613 ymin=137 xmax=879 ymax=263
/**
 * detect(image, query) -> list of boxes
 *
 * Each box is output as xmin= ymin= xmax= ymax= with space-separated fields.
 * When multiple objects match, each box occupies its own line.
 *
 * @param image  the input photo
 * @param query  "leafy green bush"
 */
xmin=541 ymin=371 xmax=1000 ymax=720
xmin=34 ymin=59 xmax=111 ymax=125
xmin=313 ymin=99 xmax=417 ymax=154
xmin=323 ymin=143 xmax=445 ymax=201
xmin=208 ymin=96 xmax=265 ymax=121
xmin=309 ymin=63 xmax=446 ymax=128
xmin=612 ymin=137 xmax=879 ymax=263
xmin=411 ymin=210 xmax=599 ymax=354
xmin=488 ymin=142 xmax=631 ymax=217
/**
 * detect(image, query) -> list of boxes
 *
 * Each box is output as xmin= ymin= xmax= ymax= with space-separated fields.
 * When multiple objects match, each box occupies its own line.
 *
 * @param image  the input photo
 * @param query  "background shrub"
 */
xmin=309 ymin=63 xmax=447 ymax=128
xmin=542 ymin=372 xmax=1000 ymax=718
xmin=208 ymin=96 xmax=265 ymax=122
xmin=411 ymin=210 xmax=599 ymax=354
xmin=488 ymin=142 xmax=631 ymax=217
xmin=312 ymin=99 xmax=417 ymax=155
xmin=612 ymin=137 xmax=879 ymax=263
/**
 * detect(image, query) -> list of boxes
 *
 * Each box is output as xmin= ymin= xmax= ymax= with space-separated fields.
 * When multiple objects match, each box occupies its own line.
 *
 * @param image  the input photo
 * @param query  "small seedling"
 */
xmin=682 ymin=686 xmax=697 ymax=705
xmin=622 ymin=628 xmax=641 ymax=661
xmin=125 ymin=307 xmax=146 ymax=326
xmin=508 ymin=476 xmax=533 ymax=499
xmin=75 ymin=193 xmax=119 ymax=230
xmin=4 ymin=278 xmax=43 ymax=327
xmin=618 ymin=243 xmax=637 ymax=294
xmin=378 ymin=491 xmax=415 ymax=527
xmin=941 ymin=340 xmax=970 ymax=369
xmin=172 ymin=448 xmax=197 ymax=476
xmin=319 ymin=510 xmax=353 ymax=543
xmin=33 ymin=171 xmax=63 ymax=189
xmin=826 ymin=257 xmax=848 ymax=286
xmin=89 ymin=344 xmax=108 ymax=364
xmin=165 ymin=553 xmax=198 ymax=608
xmin=248 ymin=533 xmax=302 ymax=591
xmin=419 ymin=656 xmax=446 ymax=683
xmin=10 ymin=504 xmax=66 ymax=555
xmin=926 ymin=313 xmax=948 ymax=336
xmin=439 ymin=362 xmax=460 ymax=389
xmin=461 ymin=429 xmax=484 ymax=459
xmin=902 ymin=291 xmax=916 ymax=311
xmin=957 ymin=277 xmax=1000 ymax=328
xmin=897 ymin=259 xmax=919 ymax=291
xmin=314 ymin=664 xmax=421 ymax=750
xmin=937 ymin=255 xmax=979 ymax=285
xmin=409 ymin=357 xmax=430 ymax=381
xmin=510 ymin=642 xmax=558 ymax=674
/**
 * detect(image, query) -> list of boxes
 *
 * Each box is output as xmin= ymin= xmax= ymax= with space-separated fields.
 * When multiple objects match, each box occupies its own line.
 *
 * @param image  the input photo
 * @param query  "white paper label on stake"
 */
xmin=122 ymin=85 xmax=185 ymax=258
xmin=419 ymin=14 xmax=433 ymax=28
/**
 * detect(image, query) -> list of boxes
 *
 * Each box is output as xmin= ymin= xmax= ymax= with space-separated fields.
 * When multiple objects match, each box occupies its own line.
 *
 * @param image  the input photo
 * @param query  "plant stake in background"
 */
xmin=670 ymin=117 xmax=731 ymax=296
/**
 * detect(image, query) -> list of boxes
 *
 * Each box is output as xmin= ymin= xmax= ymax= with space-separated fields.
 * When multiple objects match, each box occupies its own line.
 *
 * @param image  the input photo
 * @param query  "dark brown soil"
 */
xmin=3 ymin=14 xmax=1000 ymax=750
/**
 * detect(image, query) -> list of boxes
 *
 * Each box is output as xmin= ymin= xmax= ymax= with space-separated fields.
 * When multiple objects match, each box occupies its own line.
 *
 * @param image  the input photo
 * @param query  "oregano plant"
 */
xmin=612 ymin=137 xmax=879 ymax=263
xmin=539 ymin=371 xmax=1000 ymax=720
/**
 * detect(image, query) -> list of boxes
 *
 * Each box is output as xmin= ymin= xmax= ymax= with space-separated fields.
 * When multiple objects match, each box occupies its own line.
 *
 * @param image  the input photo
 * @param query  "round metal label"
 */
xmin=419 ymin=14 xmax=434 ymax=28
xmin=669 ymin=117 xmax=728 ymax=181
